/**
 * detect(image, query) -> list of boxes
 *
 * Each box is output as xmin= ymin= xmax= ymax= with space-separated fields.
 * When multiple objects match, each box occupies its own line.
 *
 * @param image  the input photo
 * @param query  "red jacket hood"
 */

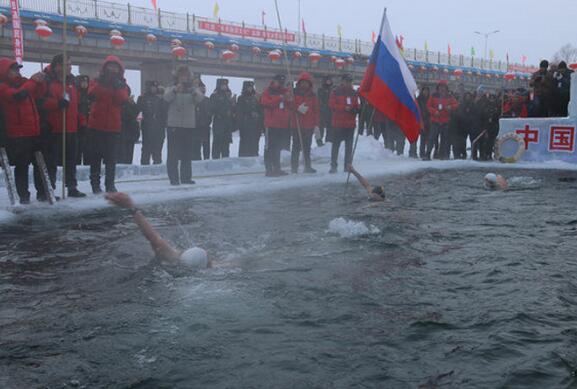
xmin=0 ymin=58 xmax=19 ymax=83
xmin=101 ymin=55 xmax=125 ymax=75
xmin=297 ymin=72 xmax=313 ymax=83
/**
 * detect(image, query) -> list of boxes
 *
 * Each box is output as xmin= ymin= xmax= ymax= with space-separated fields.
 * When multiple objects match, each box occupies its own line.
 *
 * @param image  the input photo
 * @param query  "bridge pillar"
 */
xmin=78 ymin=63 xmax=101 ymax=79
xmin=253 ymin=77 xmax=270 ymax=94
xmin=140 ymin=62 xmax=174 ymax=90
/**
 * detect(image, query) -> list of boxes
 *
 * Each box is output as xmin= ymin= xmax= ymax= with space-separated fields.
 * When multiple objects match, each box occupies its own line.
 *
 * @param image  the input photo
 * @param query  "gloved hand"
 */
xmin=297 ymin=103 xmax=309 ymax=115
xmin=314 ymin=126 xmax=321 ymax=139
xmin=12 ymin=90 xmax=29 ymax=101
xmin=113 ymin=78 xmax=126 ymax=89
xmin=58 ymin=99 xmax=70 ymax=110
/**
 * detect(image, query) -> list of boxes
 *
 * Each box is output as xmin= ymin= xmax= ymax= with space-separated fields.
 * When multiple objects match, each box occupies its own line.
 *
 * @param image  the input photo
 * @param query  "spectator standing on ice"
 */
xmin=116 ymin=95 xmax=140 ymax=164
xmin=290 ymin=72 xmax=319 ymax=174
xmin=76 ymin=75 xmax=90 ymax=165
xmin=210 ymin=78 xmax=235 ymax=159
xmin=163 ymin=65 xmax=204 ymax=186
xmin=550 ymin=61 xmax=573 ymax=117
xmin=0 ymin=58 xmax=46 ymax=204
xmin=195 ymin=81 xmax=212 ymax=161
xmin=39 ymin=54 xmax=86 ymax=198
xmin=87 ymin=55 xmax=130 ymax=193
xmin=261 ymin=74 xmax=292 ymax=177
xmin=530 ymin=60 xmax=552 ymax=117
xmin=425 ymin=80 xmax=458 ymax=160
xmin=137 ymin=80 xmax=166 ymax=165
xmin=451 ymin=91 xmax=475 ymax=160
xmin=329 ymin=74 xmax=359 ymax=173
xmin=479 ymin=93 xmax=501 ymax=160
xmin=316 ymin=75 xmax=334 ymax=147
xmin=416 ymin=86 xmax=431 ymax=159
xmin=236 ymin=81 xmax=263 ymax=157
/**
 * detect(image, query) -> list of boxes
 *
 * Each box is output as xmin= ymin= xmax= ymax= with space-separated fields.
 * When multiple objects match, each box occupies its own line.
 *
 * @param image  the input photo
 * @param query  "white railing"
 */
xmin=0 ymin=0 xmax=532 ymax=73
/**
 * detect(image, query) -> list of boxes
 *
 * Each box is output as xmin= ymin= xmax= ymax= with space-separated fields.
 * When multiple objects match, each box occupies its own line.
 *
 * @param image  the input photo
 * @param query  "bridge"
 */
xmin=0 ymin=0 xmax=531 ymax=92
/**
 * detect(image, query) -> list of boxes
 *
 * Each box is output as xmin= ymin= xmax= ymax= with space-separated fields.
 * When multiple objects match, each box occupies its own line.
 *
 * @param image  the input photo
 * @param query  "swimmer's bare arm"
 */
xmin=347 ymin=164 xmax=372 ymax=192
xmin=105 ymin=193 xmax=181 ymax=262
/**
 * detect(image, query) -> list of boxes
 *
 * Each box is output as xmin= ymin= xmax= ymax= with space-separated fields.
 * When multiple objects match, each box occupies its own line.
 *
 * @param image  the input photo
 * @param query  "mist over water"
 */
xmin=2 ymin=168 xmax=577 ymax=388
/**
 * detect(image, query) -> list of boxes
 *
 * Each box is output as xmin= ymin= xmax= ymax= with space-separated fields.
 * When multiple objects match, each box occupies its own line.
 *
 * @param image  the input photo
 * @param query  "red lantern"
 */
xmin=204 ymin=40 xmax=215 ymax=50
xmin=485 ymin=73 xmax=492 ymax=78
xmin=432 ymin=66 xmax=439 ymax=72
xmin=569 ymin=63 xmax=577 ymax=70
xmin=292 ymin=51 xmax=302 ymax=59
xmin=146 ymin=33 xmax=157 ymax=44
xmin=172 ymin=46 xmax=186 ymax=59
xmin=251 ymin=46 xmax=261 ymax=55
xmin=453 ymin=69 xmax=463 ymax=76
xmin=442 ymin=68 xmax=449 ymax=74
xmin=170 ymin=38 xmax=182 ymax=48
xmin=110 ymin=35 xmax=125 ymax=48
xmin=335 ymin=58 xmax=346 ymax=69
xmin=0 ymin=14 xmax=9 ymax=26
xmin=504 ymin=72 xmax=516 ymax=81
xmin=419 ymin=66 xmax=427 ymax=72
xmin=309 ymin=52 xmax=321 ymax=64
xmin=35 ymin=25 xmax=53 ymax=39
xmin=230 ymin=43 xmax=239 ymax=52
xmin=221 ymin=50 xmax=235 ymax=61
xmin=74 ymin=25 xmax=87 ymax=39
xmin=268 ymin=50 xmax=281 ymax=62
xmin=467 ymin=70 xmax=473 ymax=76
xmin=109 ymin=29 xmax=121 ymax=37
xmin=346 ymin=56 xmax=355 ymax=65
xmin=330 ymin=56 xmax=337 ymax=63
xmin=34 ymin=19 xmax=47 ymax=27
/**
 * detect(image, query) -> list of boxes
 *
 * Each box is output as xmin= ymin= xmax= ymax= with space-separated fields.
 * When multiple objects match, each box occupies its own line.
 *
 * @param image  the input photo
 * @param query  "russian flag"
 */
xmin=360 ymin=10 xmax=421 ymax=143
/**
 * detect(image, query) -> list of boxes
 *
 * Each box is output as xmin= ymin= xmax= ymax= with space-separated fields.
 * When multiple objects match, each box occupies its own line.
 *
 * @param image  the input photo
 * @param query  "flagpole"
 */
xmin=61 ymin=0 xmax=68 ymax=199
xmin=273 ymin=0 xmax=305 ymax=168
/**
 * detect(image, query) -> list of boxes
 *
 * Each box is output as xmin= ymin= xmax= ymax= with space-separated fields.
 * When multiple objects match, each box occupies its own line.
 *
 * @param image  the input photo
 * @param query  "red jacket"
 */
xmin=427 ymin=93 xmax=459 ymax=124
xmin=87 ymin=56 xmax=130 ymax=133
xmin=41 ymin=68 xmax=79 ymax=134
xmin=0 ymin=58 xmax=46 ymax=139
xmin=260 ymin=83 xmax=292 ymax=129
xmin=291 ymin=72 xmax=319 ymax=130
xmin=329 ymin=85 xmax=359 ymax=129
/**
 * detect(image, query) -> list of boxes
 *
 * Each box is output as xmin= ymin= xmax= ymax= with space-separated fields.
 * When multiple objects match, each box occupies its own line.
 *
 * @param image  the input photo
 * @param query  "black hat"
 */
xmin=558 ymin=61 xmax=568 ymax=70
xmin=539 ymin=60 xmax=549 ymax=69
xmin=9 ymin=62 xmax=23 ymax=71
xmin=217 ymin=78 xmax=229 ymax=87
xmin=273 ymin=74 xmax=286 ymax=83
xmin=242 ymin=80 xmax=255 ymax=89
xmin=341 ymin=73 xmax=353 ymax=82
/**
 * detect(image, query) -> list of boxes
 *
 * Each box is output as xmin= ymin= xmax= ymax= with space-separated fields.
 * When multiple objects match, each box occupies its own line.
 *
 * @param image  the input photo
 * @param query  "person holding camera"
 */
xmin=530 ymin=60 xmax=552 ymax=118
xmin=163 ymin=66 xmax=204 ymax=186
xmin=210 ymin=78 xmax=236 ymax=159
xmin=87 ymin=55 xmax=130 ymax=194
xmin=328 ymin=74 xmax=360 ymax=173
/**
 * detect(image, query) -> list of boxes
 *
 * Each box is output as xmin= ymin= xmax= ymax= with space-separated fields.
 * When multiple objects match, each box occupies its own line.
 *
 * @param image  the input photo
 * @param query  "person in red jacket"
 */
xmin=0 ymin=58 xmax=46 ymax=204
xmin=39 ymin=54 xmax=86 ymax=198
xmin=426 ymin=80 xmax=458 ymax=160
xmin=260 ymin=74 xmax=292 ymax=177
xmin=329 ymin=73 xmax=360 ymax=173
xmin=87 ymin=55 xmax=130 ymax=194
xmin=290 ymin=72 xmax=319 ymax=174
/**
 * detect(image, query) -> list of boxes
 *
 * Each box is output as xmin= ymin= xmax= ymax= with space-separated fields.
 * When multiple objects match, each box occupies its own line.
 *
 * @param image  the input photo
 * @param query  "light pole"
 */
xmin=474 ymin=30 xmax=499 ymax=61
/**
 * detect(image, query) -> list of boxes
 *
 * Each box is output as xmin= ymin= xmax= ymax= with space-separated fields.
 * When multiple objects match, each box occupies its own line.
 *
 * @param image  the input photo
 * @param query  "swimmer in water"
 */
xmin=346 ymin=164 xmax=386 ymax=202
xmin=105 ymin=192 xmax=211 ymax=269
xmin=484 ymin=173 xmax=508 ymax=190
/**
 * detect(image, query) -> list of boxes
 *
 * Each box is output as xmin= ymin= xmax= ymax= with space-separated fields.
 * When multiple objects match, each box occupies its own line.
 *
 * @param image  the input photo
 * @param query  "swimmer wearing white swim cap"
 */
xmin=347 ymin=164 xmax=386 ymax=202
xmin=484 ymin=173 xmax=508 ymax=190
xmin=105 ymin=192 xmax=212 ymax=268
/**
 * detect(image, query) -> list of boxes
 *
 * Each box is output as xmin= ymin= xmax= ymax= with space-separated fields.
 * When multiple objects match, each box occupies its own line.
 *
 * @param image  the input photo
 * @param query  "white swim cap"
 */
xmin=180 ymin=247 xmax=209 ymax=268
xmin=484 ymin=173 xmax=498 ymax=189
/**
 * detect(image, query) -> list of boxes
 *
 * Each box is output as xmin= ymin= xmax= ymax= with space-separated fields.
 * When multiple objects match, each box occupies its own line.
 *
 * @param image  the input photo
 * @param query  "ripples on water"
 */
xmin=1 ymin=168 xmax=577 ymax=388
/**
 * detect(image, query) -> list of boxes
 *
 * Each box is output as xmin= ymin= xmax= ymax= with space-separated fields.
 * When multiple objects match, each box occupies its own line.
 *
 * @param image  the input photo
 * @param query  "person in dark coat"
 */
xmin=479 ymin=93 xmax=501 ymax=161
xmin=451 ymin=91 xmax=475 ymax=160
xmin=163 ymin=65 xmax=204 ymax=185
xmin=76 ymin=75 xmax=90 ymax=166
xmin=329 ymin=73 xmax=359 ymax=173
xmin=260 ymin=74 xmax=292 ymax=177
xmin=195 ymin=81 xmax=212 ymax=161
xmin=137 ymin=80 xmax=166 ymax=165
xmin=416 ymin=86 xmax=431 ymax=159
xmin=116 ymin=95 xmax=140 ymax=164
xmin=316 ymin=75 xmax=334 ymax=146
xmin=529 ymin=60 xmax=552 ymax=117
xmin=210 ymin=78 xmax=235 ymax=159
xmin=550 ymin=61 xmax=573 ymax=117
xmin=236 ymin=80 xmax=263 ymax=157
xmin=87 ymin=55 xmax=130 ymax=193
xmin=38 ymin=54 xmax=86 ymax=198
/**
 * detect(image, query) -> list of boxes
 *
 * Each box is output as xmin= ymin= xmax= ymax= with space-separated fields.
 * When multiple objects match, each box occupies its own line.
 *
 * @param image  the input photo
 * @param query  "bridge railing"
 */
xmin=0 ymin=0 xmax=532 ymax=73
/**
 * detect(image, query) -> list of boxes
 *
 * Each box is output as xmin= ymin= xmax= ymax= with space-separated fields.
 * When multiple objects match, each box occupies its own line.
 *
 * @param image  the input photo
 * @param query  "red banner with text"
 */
xmin=198 ymin=20 xmax=295 ymax=42
xmin=10 ymin=0 xmax=23 ymax=64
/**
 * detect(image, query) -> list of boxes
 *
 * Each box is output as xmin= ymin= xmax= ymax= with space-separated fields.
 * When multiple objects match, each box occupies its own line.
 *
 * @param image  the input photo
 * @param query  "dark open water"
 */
xmin=2 ymin=168 xmax=577 ymax=388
